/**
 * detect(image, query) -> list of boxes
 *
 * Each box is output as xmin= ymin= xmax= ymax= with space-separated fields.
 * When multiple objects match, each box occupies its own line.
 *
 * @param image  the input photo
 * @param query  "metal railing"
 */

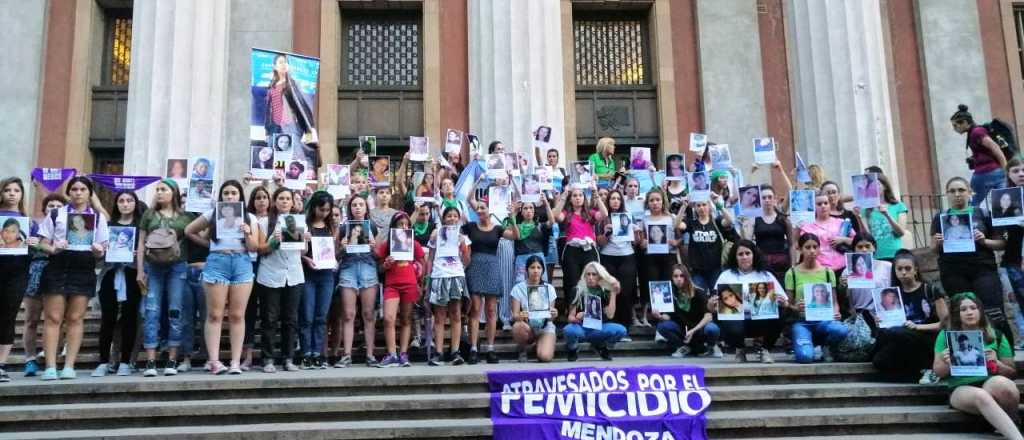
xmin=901 ymin=194 xmax=943 ymax=249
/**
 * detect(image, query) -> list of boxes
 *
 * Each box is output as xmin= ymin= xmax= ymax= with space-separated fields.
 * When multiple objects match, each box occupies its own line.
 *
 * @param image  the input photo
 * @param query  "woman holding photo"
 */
xmin=1002 ymin=157 xmax=1024 ymax=349
xmin=587 ymin=137 xmax=617 ymax=189
xmin=860 ymin=167 xmax=907 ymax=261
xmin=334 ymin=194 xmax=379 ymax=367
xmin=0 ymin=177 xmax=30 ymax=382
xmin=185 ymin=180 xmax=261 ymax=375
xmin=374 ymin=212 xmax=425 ymax=368
xmin=19 ymin=193 xmax=66 ymax=378
xmin=679 ymin=194 xmax=736 ymax=291
xmin=424 ymin=207 xmax=472 ymax=366
xmin=799 ymin=192 xmax=854 ymax=272
xmin=839 ymin=233 xmax=891 ymax=337
xmin=36 ymin=177 xmax=109 ymax=380
xmin=552 ymin=185 xmax=608 ymax=312
xmin=872 ymin=250 xmax=947 ymax=383
xmin=821 ymin=180 xmax=864 ymax=251
xmin=93 ymin=190 xmax=144 ymax=378
xmin=783 ymin=233 xmax=847 ymax=363
xmin=638 ymin=190 xmax=684 ymax=328
xmin=510 ymin=256 xmax=558 ymax=363
xmin=563 ymin=262 xmax=627 ymax=361
xmin=929 ymin=177 xmax=1011 ymax=347
xmin=299 ymin=191 xmax=337 ymax=370
xmin=137 ymin=180 xmax=192 ymax=376
xmin=254 ymin=188 xmax=305 ymax=373
xmin=464 ymin=179 xmax=515 ymax=364
xmin=652 ymin=265 xmax=717 ymax=358
xmin=712 ymin=240 xmax=787 ymax=363
xmin=596 ymin=190 xmax=639 ymax=329
xmin=933 ymin=293 xmax=1020 ymax=440
xmin=752 ymin=183 xmax=792 ymax=283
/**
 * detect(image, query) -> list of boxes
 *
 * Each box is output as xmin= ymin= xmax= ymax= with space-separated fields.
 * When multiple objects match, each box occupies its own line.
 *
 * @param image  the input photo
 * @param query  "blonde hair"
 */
xmin=807 ymin=164 xmax=825 ymax=189
xmin=596 ymin=137 xmax=616 ymax=156
xmin=572 ymin=261 xmax=616 ymax=305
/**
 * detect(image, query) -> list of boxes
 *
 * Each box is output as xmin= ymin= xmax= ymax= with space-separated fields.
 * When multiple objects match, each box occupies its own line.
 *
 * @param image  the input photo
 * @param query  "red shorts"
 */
xmin=383 ymin=283 xmax=419 ymax=303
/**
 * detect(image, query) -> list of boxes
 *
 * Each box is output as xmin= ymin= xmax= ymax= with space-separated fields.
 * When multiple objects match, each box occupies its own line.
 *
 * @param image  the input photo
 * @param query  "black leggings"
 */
xmin=561 ymin=246 xmax=598 ymax=297
xmin=97 ymin=267 xmax=141 ymax=364
xmin=602 ymin=254 xmax=637 ymax=326
xmin=259 ymin=283 xmax=302 ymax=362
xmin=939 ymin=265 xmax=1014 ymax=347
xmin=716 ymin=319 xmax=784 ymax=349
xmin=644 ymin=254 xmax=677 ymax=306
xmin=244 ymin=262 xmax=260 ymax=349
xmin=872 ymin=327 xmax=936 ymax=382
xmin=0 ymin=256 xmax=28 ymax=346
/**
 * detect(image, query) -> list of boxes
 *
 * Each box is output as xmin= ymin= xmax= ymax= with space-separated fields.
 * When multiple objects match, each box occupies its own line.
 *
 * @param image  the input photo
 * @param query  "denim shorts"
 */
xmin=202 ymin=252 xmax=254 ymax=285
xmin=338 ymin=259 xmax=378 ymax=290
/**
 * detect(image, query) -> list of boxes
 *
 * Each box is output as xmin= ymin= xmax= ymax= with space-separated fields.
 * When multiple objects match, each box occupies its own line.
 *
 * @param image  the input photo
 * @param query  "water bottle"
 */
xmin=838 ymin=218 xmax=852 ymax=237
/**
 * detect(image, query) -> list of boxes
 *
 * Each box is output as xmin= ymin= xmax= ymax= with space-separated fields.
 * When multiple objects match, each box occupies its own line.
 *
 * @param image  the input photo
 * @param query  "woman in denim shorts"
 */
xmin=185 ymin=180 xmax=263 ymax=375
xmin=336 ymin=194 xmax=379 ymax=367
xmin=19 ymin=193 xmax=66 ymax=378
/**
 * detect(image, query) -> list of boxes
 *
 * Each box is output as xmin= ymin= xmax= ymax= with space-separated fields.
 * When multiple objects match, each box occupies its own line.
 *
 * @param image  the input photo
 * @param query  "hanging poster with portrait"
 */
xmin=250 ymin=49 xmax=321 ymax=179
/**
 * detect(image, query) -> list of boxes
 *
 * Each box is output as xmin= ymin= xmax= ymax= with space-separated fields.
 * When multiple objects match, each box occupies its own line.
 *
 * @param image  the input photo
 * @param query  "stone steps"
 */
xmin=0 ymin=357 xmax=1013 ymax=438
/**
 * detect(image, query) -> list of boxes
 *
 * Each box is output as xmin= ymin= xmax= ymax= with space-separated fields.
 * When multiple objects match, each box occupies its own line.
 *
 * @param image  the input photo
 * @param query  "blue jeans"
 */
xmin=1003 ymin=265 xmax=1024 ymax=341
xmin=971 ymin=167 xmax=1006 ymax=207
xmin=142 ymin=262 xmax=188 ymax=350
xmin=789 ymin=320 xmax=849 ymax=363
xmin=563 ymin=322 xmax=627 ymax=351
xmin=185 ymin=266 xmax=206 ymax=355
xmin=301 ymin=269 xmax=335 ymax=355
xmin=656 ymin=320 xmax=720 ymax=352
xmin=691 ymin=269 xmax=720 ymax=292
xmin=514 ymin=252 xmax=547 ymax=284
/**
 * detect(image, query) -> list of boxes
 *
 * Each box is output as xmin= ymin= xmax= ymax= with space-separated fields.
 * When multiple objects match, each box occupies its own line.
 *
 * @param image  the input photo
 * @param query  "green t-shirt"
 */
xmin=588 ymin=153 xmax=616 ymax=181
xmin=139 ymin=210 xmax=194 ymax=261
xmin=861 ymin=202 xmax=907 ymax=259
xmin=934 ymin=328 xmax=1012 ymax=388
xmin=783 ymin=267 xmax=836 ymax=318
xmin=573 ymin=287 xmax=610 ymax=309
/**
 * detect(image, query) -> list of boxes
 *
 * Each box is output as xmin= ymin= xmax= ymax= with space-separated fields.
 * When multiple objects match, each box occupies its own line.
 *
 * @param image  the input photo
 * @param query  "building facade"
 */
xmin=4 ymin=0 xmax=1024 ymax=199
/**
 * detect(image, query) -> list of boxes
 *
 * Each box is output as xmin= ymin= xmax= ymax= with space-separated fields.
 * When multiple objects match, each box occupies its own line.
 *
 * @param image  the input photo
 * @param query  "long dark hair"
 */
xmin=305 ymin=191 xmax=336 ymax=233
xmin=270 ymin=53 xmax=290 ymax=86
xmin=796 ymin=232 xmax=820 ymax=265
xmin=112 ymin=190 xmax=145 ymax=227
xmin=890 ymin=248 xmax=922 ymax=283
xmin=0 ymin=177 xmax=26 ymax=215
xmin=347 ymin=194 xmax=369 ymax=221
xmin=209 ymin=180 xmax=249 ymax=244
xmin=64 ymin=176 xmax=96 ymax=205
xmin=247 ymin=186 xmax=271 ymax=216
xmin=864 ymin=166 xmax=899 ymax=205
xmin=948 ymin=293 xmax=997 ymax=344
xmin=724 ymin=239 xmax=767 ymax=273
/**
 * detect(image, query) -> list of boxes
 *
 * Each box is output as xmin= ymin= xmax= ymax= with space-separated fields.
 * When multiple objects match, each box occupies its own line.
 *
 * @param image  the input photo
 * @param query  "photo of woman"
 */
xmin=808 ymin=284 xmax=832 ymax=308
xmin=166 ymin=159 xmax=187 ymax=179
xmin=416 ymin=172 xmax=435 ymax=199
xmin=942 ymin=214 xmax=973 ymax=241
xmin=750 ymin=282 xmax=777 ymax=319
xmin=630 ymin=147 xmax=650 ymax=170
xmin=369 ymin=156 xmax=390 ymax=187
xmin=647 ymin=224 xmax=667 ymax=245
xmin=66 ymin=213 xmax=94 ymax=248
xmin=665 ymin=154 xmax=684 ymax=179
xmin=263 ymin=52 xmax=319 ymax=166
xmin=739 ymin=186 xmax=761 ymax=217
xmin=535 ymin=125 xmax=552 ymax=143
xmin=215 ymin=202 xmax=244 ymax=240
xmin=0 ymin=217 xmax=26 ymax=249
xmin=716 ymin=285 xmax=743 ymax=318
xmin=251 ymin=146 xmax=274 ymax=170
xmin=991 ymin=187 xmax=1023 ymax=221
xmin=848 ymin=253 xmax=873 ymax=280
xmin=273 ymin=133 xmax=293 ymax=153
xmin=285 ymin=161 xmax=306 ymax=180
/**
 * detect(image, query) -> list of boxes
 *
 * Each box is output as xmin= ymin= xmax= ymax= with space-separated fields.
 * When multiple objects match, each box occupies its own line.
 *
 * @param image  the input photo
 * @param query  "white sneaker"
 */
xmin=918 ymin=369 xmax=940 ymax=385
xmin=813 ymin=346 xmax=823 ymax=362
xmin=620 ymin=336 xmax=633 ymax=343
xmin=502 ymin=322 xmax=513 ymax=331
xmin=91 ymin=363 xmax=109 ymax=377
xmin=710 ymin=345 xmax=723 ymax=358
xmin=410 ymin=337 xmax=421 ymax=349
xmin=115 ymin=363 xmax=132 ymax=376
xmin=671 ymin=346 xmax=690 ymax=358
xmin=654 ymin=331 xmax=666 ymax=344
xmin=176 ymin=359 xmax=192 ymax=373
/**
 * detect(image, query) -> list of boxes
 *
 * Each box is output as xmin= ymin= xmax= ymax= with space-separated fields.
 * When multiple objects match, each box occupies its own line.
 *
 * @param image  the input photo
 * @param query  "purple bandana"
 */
xmin=88 ymin=174 xmax=162 ymax=192
xmin=30 ymin=168 xmax=77 ymax=192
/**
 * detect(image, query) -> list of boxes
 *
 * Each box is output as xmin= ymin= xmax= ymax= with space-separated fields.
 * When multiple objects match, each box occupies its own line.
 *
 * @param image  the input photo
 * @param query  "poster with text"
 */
xmin=250 ymin=48 xmax=321 ymax=177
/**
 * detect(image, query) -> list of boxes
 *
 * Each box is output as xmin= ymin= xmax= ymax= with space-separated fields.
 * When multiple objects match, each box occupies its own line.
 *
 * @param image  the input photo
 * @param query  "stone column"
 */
xmin=696 ymin=0 xmax=769 ymax=183
xmin=124 ymin=0 xmax=233 ymax=180
xmin=0 ymin=0 xmax=46 ymax=180
xmin=917 ymin=0 xmax=992 ymax=189
xmin=785 ymin=0 xmax=900 ymax=191
xmin=468 ymin=0 xmax=567 ymax=162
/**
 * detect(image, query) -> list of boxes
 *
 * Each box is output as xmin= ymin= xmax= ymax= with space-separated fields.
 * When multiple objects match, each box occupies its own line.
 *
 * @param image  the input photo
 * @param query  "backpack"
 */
xmin=834 ymin=313 xmax=876 ymax=362
xmin=144 ymin=213 xmax=180 ymax=265
xmin=972 ymin=119 xmax=1019 ymax=161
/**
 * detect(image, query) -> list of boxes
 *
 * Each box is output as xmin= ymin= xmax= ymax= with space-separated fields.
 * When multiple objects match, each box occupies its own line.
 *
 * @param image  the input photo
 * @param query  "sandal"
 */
xmin=209 ymin=361 xmax=228 ymax=375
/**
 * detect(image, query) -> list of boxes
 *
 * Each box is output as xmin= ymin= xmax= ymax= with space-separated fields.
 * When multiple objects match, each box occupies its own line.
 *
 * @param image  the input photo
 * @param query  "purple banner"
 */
xmin=88 ymin=174 xmax=162 ymax=192
xmin=30 ymin=168 xmax=77 ymax=192
xmin=488 ymin=365 xmax=710 ymax=440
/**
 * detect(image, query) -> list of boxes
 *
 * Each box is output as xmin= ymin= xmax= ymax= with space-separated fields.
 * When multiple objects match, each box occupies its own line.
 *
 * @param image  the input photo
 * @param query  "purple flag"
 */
xmin=489 ymin=365 xmax=710 ymax=440
xmin=30 ymin=168 xmax=77 ymax=192
xmin=88 ymin=174 xmax=162 ymax=192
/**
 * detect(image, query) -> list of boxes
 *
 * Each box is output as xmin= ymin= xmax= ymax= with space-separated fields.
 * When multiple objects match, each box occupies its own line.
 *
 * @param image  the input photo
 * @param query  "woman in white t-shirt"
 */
xmin=711 ymin=240 xmax=788 ymax=363
xmin=423 ymin=206 xmax=472 ymax=366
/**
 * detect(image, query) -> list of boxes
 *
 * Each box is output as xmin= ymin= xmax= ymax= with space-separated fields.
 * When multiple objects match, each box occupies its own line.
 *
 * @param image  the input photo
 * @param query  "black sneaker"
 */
xmin=300 ymin=356 xmax=313 ymax=370
xmin=567 ymin=348 xmax=579 ymax=362
xmin=0 ymin=368 xmax=9 ymax=383
xmin=485 ymin=350 xmax=499 ymax=364
xmin=450 ymin=353 xmax=466 ymax=366
xmin=312 ymin=355 xmax=324 ymax=369
xmin=428 ymin=354 xmax=444 ymax=366
xmin=467 ymin=350 xmax=479 ymax=365
xmin=596 ymin=345 xmax=613 ymax=361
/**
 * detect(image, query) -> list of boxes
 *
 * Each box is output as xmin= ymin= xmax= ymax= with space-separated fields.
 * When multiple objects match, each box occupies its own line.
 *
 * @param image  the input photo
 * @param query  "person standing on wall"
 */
xmin=952 ymin=104 xmax=1008 ymax=207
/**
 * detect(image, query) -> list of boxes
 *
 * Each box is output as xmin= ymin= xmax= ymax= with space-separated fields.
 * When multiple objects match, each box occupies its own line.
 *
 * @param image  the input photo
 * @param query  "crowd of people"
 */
xmin=0 ymin=104 xmax=1020 ymax=438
